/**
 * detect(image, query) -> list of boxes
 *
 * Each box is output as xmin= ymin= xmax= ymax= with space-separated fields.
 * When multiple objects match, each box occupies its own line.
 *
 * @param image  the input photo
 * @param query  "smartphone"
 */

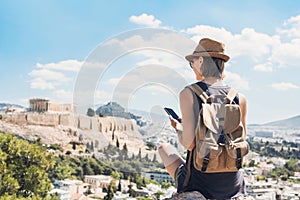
xmin=164 ymin=107 xmax=182 ymax=123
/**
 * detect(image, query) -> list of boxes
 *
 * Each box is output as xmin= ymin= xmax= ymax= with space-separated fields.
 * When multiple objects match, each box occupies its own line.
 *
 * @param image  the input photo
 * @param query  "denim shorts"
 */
xmin=173 ymin=164 xmax=251 ymax=200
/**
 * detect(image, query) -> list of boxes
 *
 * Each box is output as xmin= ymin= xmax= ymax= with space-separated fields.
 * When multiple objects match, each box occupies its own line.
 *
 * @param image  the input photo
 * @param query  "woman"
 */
xmin=158 ymin=38 xmax=248 ymax=199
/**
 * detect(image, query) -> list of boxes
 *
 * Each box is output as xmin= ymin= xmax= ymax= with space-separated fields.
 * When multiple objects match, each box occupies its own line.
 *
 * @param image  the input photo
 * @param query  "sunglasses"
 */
xmin=189 ymin=57 xmax=199 ymax=68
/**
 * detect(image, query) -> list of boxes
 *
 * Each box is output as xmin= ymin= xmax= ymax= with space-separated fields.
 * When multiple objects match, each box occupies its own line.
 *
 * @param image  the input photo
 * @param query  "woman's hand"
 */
xmin=169 ymin=117 xmax=178 ymax=131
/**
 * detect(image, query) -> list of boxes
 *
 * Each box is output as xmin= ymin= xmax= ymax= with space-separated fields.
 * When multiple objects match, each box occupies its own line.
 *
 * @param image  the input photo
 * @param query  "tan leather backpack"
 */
xmin=184 ymin=83 xmax=249 ymax=186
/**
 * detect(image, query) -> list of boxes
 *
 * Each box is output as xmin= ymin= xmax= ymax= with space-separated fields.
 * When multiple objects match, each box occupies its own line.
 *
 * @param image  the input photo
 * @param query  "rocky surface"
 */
xmin=164 ymin=191 xmax=207 ymax=200
xmin=0 ymin=112 xmax=146 ymax=154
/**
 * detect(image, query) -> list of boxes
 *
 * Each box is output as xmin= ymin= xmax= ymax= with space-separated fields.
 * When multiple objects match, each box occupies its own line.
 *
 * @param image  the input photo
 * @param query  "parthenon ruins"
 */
xmin=29 ymin=98 xmax=77 ymax=113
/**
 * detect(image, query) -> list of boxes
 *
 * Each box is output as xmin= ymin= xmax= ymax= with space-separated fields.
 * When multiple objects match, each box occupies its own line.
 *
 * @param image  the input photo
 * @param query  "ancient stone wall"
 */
xmin=59 ymin=114 xmax=78 ymax=127
xmin=27 ymin=113 xmax=60 ymax=126
xmin=78 ymin=115 xmax=92 ymax=130
xmin=0 ymin=112 xmax=138 ymax=133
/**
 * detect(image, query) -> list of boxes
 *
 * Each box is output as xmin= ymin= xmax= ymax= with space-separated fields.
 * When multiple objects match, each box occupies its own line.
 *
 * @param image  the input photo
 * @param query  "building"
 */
xmin=84 ymin=175 xmax=112 ymax=189
xmin=141 ymin=172 xmax=173 ymax=184
xmin=29 ymin=98 xmax=77 ymax=113
xmin=51 ymin=179 xmax=89 ymax=200
xmin=246 ymin=182 xmax=276 ymax=200
xmin=244 ymin=151 xmax=260 ymax=164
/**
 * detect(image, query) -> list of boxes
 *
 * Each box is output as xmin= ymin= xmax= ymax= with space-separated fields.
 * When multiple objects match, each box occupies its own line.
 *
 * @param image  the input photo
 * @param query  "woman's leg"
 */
xmin=158 ymin=143 xmax=185 ymax=179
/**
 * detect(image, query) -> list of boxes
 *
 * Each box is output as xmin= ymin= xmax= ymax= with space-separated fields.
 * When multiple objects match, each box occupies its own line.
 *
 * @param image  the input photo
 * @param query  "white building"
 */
xmin=51 ymin=179 xmax=89 ymax=200
xmin=141 ymin=172 xmax=173 ymax=184
xmin=84 ymin=175 xmax=112 ymax=189
xmin=246 ymin=181 xmax=276 ymax=200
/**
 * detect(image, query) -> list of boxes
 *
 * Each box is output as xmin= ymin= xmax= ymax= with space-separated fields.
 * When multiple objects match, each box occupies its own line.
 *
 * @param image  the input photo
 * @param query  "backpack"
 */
xmin=183 ymin=83 xmax=249 ymax=186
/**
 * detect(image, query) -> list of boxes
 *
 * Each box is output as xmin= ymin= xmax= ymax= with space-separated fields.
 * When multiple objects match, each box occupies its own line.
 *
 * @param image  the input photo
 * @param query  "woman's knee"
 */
xmin=158 ymin=142 xmax=169 ymax=153
xmin=158 ymin=143 xmax=183 ymax=165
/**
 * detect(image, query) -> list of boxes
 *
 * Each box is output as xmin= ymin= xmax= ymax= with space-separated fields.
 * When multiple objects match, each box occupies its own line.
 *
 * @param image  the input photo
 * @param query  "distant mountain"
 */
xmin=0 ymin=103 xmax=24 ymax=112
xmin=95 ymin=102 xmax=146 ymax=126
xmin=263 ymin=115 xmax=300 ymax=128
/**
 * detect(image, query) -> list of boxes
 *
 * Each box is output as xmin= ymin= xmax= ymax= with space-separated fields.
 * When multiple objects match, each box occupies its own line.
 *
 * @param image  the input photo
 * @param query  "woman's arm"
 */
xmin=239 ymin=93 xmax=247 ymax=139
xmin=176 ymin=87 xmax=196 ymax=151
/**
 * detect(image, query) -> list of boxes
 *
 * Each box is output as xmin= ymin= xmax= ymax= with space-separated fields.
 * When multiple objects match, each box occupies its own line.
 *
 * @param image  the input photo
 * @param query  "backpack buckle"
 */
xmin=236 ymin=148 xmax=242 ymax=169
xmin=201 ymin=154 xmax=210 ymax=172
xmin=203 ymin=157 xmax=210 ymax=165
xmin=217 ymin=134 xmax=226 ymax=146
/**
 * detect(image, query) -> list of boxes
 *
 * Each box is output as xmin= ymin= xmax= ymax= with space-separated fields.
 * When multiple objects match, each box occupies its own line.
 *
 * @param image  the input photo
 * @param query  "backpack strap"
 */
xmin=183 ymin=83 xmax=209 ymax=188
xmin=187 ymin=83 xmax=209 ymax=103
xmin=226 ymin=88 xmax=238 ymax=104
xmin=183 ymin=150 xmax=193 ymax=187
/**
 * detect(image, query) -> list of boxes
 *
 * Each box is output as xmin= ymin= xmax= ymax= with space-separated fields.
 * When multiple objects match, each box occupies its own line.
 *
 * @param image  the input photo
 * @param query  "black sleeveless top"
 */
xmin=176 ymin=82 xmax=246 ymax=199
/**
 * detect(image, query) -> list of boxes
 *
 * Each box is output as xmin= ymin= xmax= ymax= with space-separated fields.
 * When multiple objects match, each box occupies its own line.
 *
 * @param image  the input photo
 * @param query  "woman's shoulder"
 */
xmin=179 ymin=86 xmax=195 ymax=103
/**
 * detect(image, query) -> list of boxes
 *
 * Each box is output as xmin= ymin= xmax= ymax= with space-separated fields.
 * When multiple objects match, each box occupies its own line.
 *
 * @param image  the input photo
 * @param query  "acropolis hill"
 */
xmin=0 ymin=99 xmax=146 ymax=154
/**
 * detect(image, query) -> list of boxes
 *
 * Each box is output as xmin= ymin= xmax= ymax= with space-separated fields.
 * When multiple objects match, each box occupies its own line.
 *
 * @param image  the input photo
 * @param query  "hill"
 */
xmin=0 ymin=103 xmax=24 ymax=112
xmin=263 ymin=115 xmax=300 ymax=128
xmin=96 ymin=102 xmax=146 ymax=126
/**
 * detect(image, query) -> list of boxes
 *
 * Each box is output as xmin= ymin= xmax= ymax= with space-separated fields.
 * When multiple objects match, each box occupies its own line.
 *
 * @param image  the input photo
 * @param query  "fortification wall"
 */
xmin=78 ymin=115 xmax=92 ymax=130
xmin=0 ymin=112 xmax=139 ymax=134
xmin=27 ymin=113 xmax=60 ymax=126
xmin=59 ymin=114 xmax=78 ymax=127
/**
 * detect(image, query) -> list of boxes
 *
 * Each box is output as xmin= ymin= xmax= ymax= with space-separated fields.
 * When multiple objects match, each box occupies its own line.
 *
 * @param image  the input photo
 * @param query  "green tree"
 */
xmin=118 ymin=178 xmax=122 ymax=191
xmin=161 ymin=180 xmax=172 ymax=189
xmin=104 ymin=180 xmax=117 ymax=200
xmin=138 ymin=148 xmax=142 ymax=161
xmin=82 ymin=163 xmax=94 ymax=175
xmin=122 ymin=143 xmax=128 ymax=152
xmin=87 ymin=108 xmax=95 ymax=117
xmin=116 ymin=138 xmax=120 ymax=148
xmin=249 ymin=160 xmax=255 ymax=167
xmin=135 ymin=174 xmax=146 ymax=189
xmin=155 ymin=190 xmax=164 ymax=200
xmin=145 ymin=141 xmax=156 ymax=151
xmin=144 ymin=153 xmax=149 ymax=162
xmin=111 ymin=171 xmax=120 ymax=180
xmin=152 ymin=154 xmax=157 ymax=162
xmin=48 ymin=157 xmax=75 ymax=182
xmin=0 ymin=133 xmax=55 ymax=198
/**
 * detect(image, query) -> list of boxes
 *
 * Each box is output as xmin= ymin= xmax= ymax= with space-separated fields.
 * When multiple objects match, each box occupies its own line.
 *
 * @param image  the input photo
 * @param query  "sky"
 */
xmin=0 ymin=0 xmax=300 ymax=124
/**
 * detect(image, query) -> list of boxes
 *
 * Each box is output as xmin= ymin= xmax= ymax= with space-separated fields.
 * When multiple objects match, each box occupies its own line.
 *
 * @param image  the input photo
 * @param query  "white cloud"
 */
xmin=140 ymin=84 xmax=173 ymax=94
xmin=136 ymin=52 xmax=186 ymax=69
xmin=184 ymin=25 xmax=233 ymax=44
xmin=224 ymin=71 xmax=250 ymax=91
xmin=36 ymin=59 xmax=83 ymax=72
xmin=106 ymin=77 xmax=122 ymax=87
xmin=230 ymin=28 xmax=279 ymax=61
xmin=29 ymin=69 xmax=71 ymax=82
xmin=270 ymin=39 xmax=300 ymax=67
xmin=277 ymin=14 xmax=300 ymax=39
xmin=183 ymin=25 xmax=279 ymax=61
xmin=53 ymin=89 xmax=73 ymax=102
xmin=29 ymin=60 xmax=82 ymax=91
xmin=94 ymin=90 xmax=113 ymax=104
xmin=101 ymin=31 xmax=195 ymax=63
xmin=284 ymin=14 xmax=300 ymax=26
xmin=29 ymin=68 xmax=71 ymax=90
xmin=129 ymin=13 xmax=161 ymax=27
xmin=30 ymin=77 xmax=56 ymax=90
xmin=253 ymin=63 xmax=273 ymax=72
xmin=271 ymin=82 xmax=299 ymax=90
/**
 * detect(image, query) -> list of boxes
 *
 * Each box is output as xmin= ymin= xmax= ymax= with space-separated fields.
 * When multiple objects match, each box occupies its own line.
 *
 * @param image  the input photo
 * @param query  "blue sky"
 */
xmin=1 ymin=0 xmax=300 ymax=124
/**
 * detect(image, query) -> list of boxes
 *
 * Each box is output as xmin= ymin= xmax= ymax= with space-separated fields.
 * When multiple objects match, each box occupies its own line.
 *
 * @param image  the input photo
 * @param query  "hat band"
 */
xmin=193 ymin=50 xmax=222 ymax=54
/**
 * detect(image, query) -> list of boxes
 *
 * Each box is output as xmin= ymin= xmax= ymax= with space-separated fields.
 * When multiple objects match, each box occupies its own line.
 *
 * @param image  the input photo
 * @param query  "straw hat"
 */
xmin=185 ymin=38 xmax=230 ymax=62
